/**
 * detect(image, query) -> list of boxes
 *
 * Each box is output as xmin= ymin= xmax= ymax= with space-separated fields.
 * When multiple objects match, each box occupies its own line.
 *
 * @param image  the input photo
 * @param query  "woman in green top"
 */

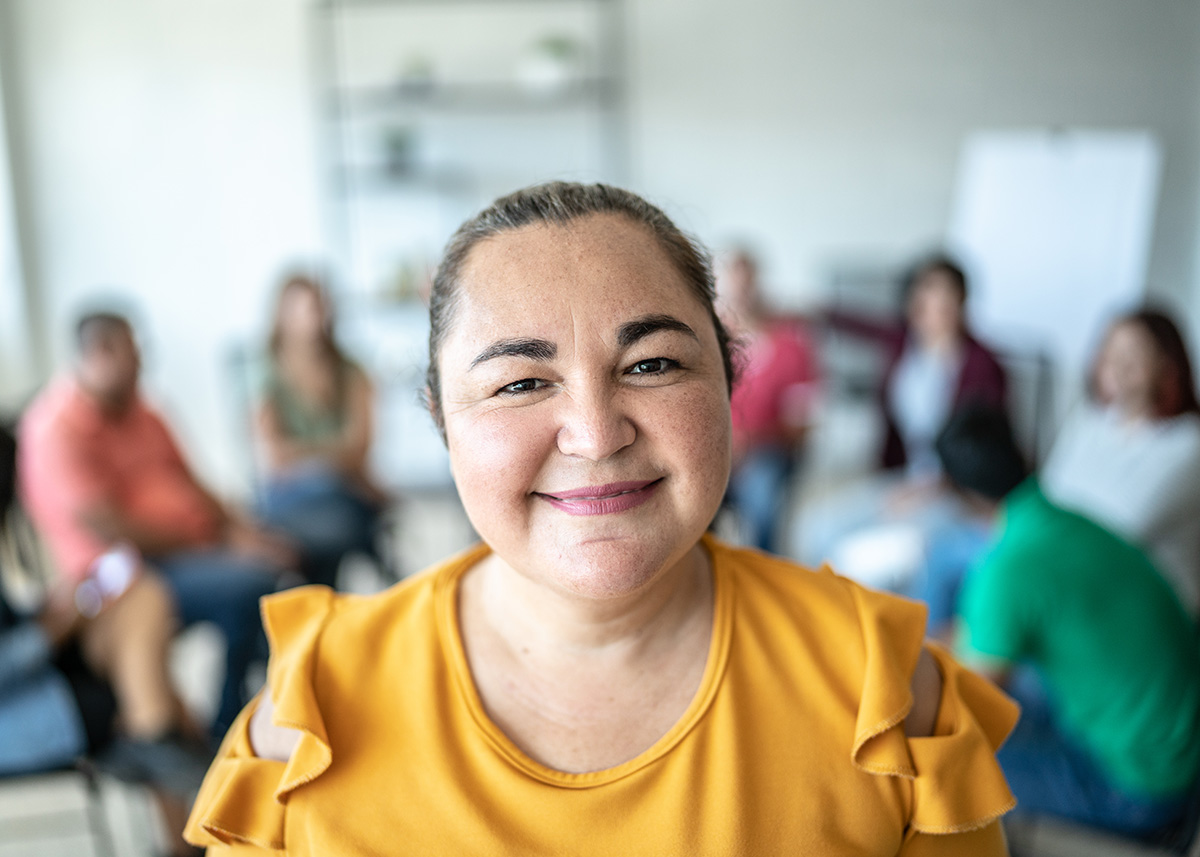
xmin=255 ymin=273 xmax=385 ymax=588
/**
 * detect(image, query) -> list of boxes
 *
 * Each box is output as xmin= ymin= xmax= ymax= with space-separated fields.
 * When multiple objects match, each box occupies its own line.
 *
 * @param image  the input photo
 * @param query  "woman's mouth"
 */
xmin=535 ymin=479 xmax=663 ymax=516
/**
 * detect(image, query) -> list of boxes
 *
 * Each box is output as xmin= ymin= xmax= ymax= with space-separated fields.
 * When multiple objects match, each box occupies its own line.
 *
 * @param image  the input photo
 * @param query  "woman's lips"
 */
xmin=536 ymin=479 xmax=662 ymax=516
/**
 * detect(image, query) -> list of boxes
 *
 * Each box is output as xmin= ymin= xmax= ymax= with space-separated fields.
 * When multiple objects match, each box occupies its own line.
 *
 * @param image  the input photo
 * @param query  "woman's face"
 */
xmin=437 ymin=213 xmax=732 ymax=601
xmin=278 ymin=285 xmax=327 ymax=341
xmin=1096 ymin=321 xmax=1160 ymax=414
xmin=907 ymin=270 xmax=964 ymax=346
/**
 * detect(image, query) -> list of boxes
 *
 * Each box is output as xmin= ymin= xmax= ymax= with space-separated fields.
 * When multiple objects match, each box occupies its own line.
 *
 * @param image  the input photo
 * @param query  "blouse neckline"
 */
xmin=433 ymin=534 xmax=735 ymax=788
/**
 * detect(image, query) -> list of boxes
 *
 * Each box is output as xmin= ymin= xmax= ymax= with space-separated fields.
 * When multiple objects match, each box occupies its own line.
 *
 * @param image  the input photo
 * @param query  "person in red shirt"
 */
xmin=717 ymin=249 xmax=820 ymax=553
xmin=20 ymin=311 xmax=295 ymax=736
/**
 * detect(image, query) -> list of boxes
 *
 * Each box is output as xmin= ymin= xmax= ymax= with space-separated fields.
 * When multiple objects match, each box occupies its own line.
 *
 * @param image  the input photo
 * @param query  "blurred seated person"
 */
xmin=716 ymin=248 xmax=819 ymax=553
xmin=0 ymin=424 xmax=207 ymax=857
xmin=827 ymin=254 xmax=1007 ymax=478
xmin=1041 ymin=308 xmax=1200 ymax=615
xmin=254 ymin=273 xmax=386 ymax=588
xmin=940 ymin=406 xmax=1200 ymax=839
xmin=796 ymin=255 xmax=1007 ymax=581
xmin=18 ymin=310 xmax=292 ymax=737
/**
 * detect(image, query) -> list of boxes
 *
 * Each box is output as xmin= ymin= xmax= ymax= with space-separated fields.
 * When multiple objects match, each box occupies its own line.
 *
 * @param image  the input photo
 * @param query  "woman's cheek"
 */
xmin=652 ymin=385 xmax=732 ymax=485
xmin=449 ymin=407 xmax=549 ymax=499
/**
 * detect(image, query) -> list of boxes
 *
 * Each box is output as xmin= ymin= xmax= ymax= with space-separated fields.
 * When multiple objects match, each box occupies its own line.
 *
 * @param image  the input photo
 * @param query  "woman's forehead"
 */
xmin=464 ymin=214 xmax=672 ymax=279
xmin=455 ymin=215 xmax=696 ymax=318
xmin=1107 ymin=321 xmax=1154 ymax=351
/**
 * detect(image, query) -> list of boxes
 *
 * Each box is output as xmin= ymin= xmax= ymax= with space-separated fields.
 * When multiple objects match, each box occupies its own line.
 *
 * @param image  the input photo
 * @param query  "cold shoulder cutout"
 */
xmin=842 ymin=577 xmax=1018 ymax=836
xmin=905 ymin=648 xmax=943 ymax=738
xmin=249 ymin=692 xmax=300 ymax=763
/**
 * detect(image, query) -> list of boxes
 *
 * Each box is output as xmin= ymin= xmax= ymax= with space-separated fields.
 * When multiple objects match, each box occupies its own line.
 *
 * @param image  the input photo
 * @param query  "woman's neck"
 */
xmin=916 ymin=330 xmax=961 ymax=356
xmin=456 ymin=543 xmax=716 ymax=773
xmin=463 ymin=544 xmax=713 ymax=661
xmin=278 ymin=337 xmax=329 ymax=361
xmin=1112 ymin=398 xmax=1155 ymax=425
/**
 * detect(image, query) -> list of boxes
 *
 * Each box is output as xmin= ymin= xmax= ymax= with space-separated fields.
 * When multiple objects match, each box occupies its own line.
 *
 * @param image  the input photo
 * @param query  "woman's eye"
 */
xmin=628 ymin=358 xmax=679 ymax=376
xmin=498 ymin=378 xmax=546 ymax=395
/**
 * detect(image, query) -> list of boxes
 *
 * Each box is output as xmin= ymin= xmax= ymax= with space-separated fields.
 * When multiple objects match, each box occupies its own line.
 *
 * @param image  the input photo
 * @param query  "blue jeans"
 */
xmin=1000 ymin=671 xmax=1189 ymax=837
xmin=913 ymin=517 xmax=993 ymax=634
xmin=155 ymin=551 xmax=278 ymax=738
xmin=258 ymin=468 xmax=381 ymax=589
xmin=725 ymin=447 xmax=796 ymax=554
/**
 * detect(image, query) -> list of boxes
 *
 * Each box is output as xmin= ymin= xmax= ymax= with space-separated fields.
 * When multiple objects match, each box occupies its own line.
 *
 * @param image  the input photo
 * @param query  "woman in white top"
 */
xmin=1042 ymin=308 xmax=1200 ymax=615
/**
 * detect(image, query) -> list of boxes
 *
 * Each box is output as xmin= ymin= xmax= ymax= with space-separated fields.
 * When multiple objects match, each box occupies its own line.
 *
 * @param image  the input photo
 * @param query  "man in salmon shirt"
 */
xmin=19 ymin=310 xmax=296 ymax=737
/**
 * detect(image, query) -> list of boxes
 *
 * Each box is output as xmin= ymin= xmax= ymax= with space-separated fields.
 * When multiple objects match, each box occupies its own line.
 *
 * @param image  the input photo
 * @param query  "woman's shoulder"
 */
xmin=710 ymin=539 xmax=944 ymax=714
xmin=1158 ymin=410 xmax=1200 ymax=450
xmin=709 ymin=539 xmax=932 ymax=694
xmin=261 ymin=570 xmax=429 ymax=640
xmin=711 ymin=538 xmax=926 ymax=634
xmin=262 ymin=545 xmax=483 ymax=660
xmin=1059 ymin=404 xmax=1200 ymax=458
xmin=959 ymin=334 xmax=1008 ymax=383
xmin=709 ymin=539 xmax=1018 ymax=833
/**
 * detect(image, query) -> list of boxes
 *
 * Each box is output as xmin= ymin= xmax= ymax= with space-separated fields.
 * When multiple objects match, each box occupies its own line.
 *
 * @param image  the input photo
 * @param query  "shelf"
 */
xmin=329 ymin=78 xmax=619 ymax=115
xmin=311 ymin=0 xmax=627 ymax=295
xmin=316 ymin=0 xmax=615 ymax=9
xmin=337 ymin=164 xmax=476 ymax=195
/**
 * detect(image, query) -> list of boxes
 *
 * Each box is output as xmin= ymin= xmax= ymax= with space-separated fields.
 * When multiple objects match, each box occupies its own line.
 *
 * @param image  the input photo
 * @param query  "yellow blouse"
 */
xmin=185 ymin=536 xmax=1018 ymax=856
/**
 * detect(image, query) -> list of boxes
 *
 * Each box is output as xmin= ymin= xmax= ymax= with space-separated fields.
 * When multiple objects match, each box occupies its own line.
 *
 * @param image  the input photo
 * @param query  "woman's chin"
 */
xmin=538 ymin=539 xmax=700 ymax=602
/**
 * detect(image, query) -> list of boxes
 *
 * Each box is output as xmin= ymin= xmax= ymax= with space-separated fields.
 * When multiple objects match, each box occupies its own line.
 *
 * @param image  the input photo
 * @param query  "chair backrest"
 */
xmin=0 ymin=419 xmax=15 ymax=516
xmin=992 ymin=344 xmax=1055 ymax=465
xmin=0 ymin=420 xmax=54 ymax=610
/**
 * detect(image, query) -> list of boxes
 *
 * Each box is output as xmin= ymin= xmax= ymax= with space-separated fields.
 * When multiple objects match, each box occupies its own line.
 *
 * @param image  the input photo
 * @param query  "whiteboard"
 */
xmin=947 ymin=130 xmax=1162 ymax=373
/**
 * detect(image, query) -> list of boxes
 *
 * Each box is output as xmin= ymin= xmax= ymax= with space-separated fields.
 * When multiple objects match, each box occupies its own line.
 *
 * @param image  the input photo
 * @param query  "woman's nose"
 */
xmin=555 ymin=383 xmax=636 ymax=461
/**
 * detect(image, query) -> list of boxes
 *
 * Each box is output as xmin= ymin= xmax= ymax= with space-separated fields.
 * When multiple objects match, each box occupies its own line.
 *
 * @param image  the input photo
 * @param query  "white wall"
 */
xmin=0 ymin=47 xmax=33 ymax=406
xmin=629 ymin=0 xmax=1200 ymax=316
xmin=6 ymin=0 xmax=324 ymax=492
xmin=6 ymin=0 xmax=1200 ymax=491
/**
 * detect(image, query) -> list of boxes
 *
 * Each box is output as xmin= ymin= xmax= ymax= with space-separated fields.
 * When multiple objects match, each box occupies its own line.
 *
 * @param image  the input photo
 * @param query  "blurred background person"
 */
xmin=795 ymin=254 xmax=1008 ymax=587
xmin=939 ymin=405 xmax=1200 ymax=840
xmin=716 ymin=248 xmax=820 ymax=553
xmin=829 ymin=254 xmax=1008 ymax=479
xmin=0 ymin=423 xmax=207 ymax=857
xmin=1040 ymin=307 xmax=1200 ymax=616
xmin=18 ymin=310 xmax=293 ymax=738
xmin=254 ymin=272 xmax=387 ymax=589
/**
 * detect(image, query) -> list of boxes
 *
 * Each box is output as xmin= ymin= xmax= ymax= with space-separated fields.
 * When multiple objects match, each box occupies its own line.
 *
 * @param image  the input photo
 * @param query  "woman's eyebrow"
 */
xmin=617 ymin=314 xmax=698 ymax=349
xmin=470 ymin=337 xmax=556 ymax=369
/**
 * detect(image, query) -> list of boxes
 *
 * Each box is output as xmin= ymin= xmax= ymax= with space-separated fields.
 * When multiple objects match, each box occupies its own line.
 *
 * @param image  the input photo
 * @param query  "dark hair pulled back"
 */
xmin=424 ymin=181 xmax=734 ymax=436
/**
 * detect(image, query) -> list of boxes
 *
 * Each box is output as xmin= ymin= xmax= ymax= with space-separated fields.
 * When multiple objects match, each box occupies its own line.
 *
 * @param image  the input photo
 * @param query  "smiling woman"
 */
xmin=184 ymin=183 xmax=1018 ymax=857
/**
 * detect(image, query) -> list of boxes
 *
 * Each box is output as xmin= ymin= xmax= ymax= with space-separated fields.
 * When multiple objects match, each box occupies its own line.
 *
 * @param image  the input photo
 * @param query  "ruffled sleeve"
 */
xmin=184 ymin=585 xmax=337 ymax=853
xmin=846 ymin=582 xmax=1019 ymax=838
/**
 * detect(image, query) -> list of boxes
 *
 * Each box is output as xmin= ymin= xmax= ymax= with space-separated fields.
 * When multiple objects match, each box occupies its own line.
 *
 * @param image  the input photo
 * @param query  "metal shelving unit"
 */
xmin=309 ymin=0 xmax=628 ymax=298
